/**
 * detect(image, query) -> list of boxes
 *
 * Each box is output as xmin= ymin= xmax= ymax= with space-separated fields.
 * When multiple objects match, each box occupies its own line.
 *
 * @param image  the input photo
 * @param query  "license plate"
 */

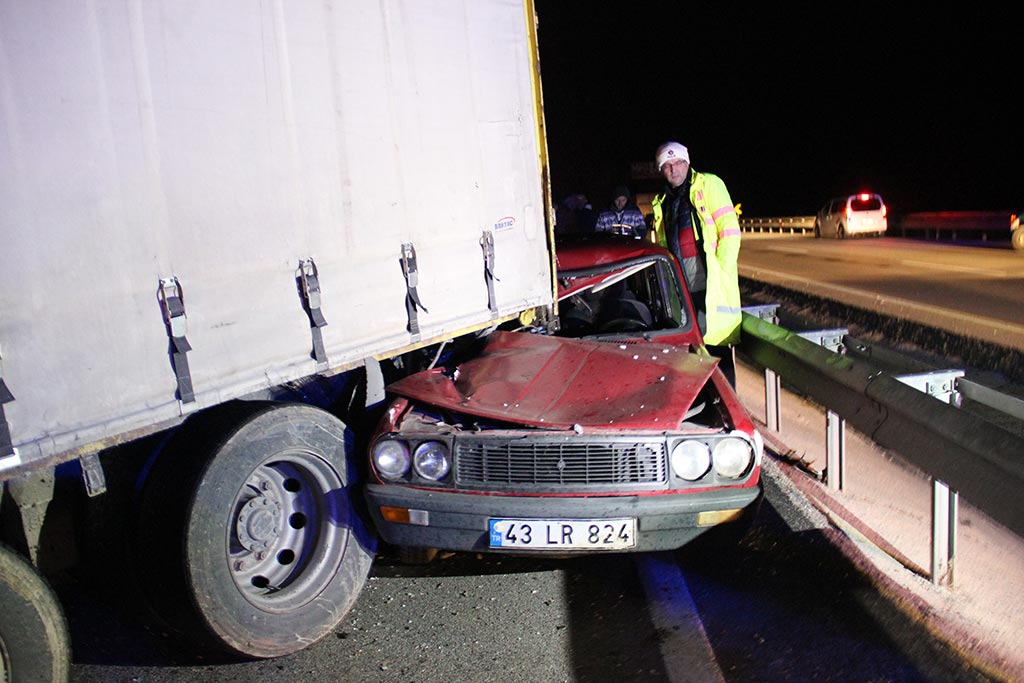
xmin=488 ymin=518 xmax=636 ymax=550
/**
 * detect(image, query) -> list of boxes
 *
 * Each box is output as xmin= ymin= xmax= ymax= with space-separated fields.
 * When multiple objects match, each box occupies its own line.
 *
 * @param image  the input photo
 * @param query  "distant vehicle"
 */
xmin=814 ymin=193 xmax=888 ymax=239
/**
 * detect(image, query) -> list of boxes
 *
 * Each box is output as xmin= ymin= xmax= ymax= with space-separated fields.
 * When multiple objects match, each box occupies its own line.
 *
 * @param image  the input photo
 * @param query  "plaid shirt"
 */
xmin=594 ymin=206 xmax=647 ymax=238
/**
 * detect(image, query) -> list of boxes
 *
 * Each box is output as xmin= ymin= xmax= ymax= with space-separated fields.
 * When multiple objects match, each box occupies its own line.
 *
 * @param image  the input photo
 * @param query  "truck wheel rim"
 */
xmin=226 ymin=450 xmax=347 ymax=612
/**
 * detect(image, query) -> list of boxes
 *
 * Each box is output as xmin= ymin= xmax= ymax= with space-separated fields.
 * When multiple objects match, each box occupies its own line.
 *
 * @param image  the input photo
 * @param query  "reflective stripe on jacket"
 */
xmin=651 ymin=170 xmax=741 ymax=345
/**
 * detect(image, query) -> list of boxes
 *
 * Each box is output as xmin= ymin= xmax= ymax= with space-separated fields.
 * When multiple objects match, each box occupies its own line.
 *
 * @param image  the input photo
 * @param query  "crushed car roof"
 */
xmin=554 ymin=235 xmax=674 ymax=273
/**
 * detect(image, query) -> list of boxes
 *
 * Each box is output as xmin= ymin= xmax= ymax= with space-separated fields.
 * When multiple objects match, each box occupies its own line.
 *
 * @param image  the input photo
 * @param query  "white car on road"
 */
xmin=815 ymin=193 xmax=888 ymax=239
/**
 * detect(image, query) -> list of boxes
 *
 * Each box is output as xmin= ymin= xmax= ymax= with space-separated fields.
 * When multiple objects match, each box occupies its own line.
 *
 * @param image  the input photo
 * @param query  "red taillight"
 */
xmin=882 ymin=204 xmax=887 ymax=218
xmin=859 ymin=192 xmax=870 ymax=201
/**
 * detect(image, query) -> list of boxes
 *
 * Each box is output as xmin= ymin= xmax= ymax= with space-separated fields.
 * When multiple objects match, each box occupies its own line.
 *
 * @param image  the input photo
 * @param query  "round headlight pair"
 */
xmin=669 ymin=436 xmax=754 ymax=481
xmin=669 ymin=440 xmax=711 ymax=481
xmin=372 ymin=439 xmax=451 ymax=481
xmin=413 ymin=441 xmax=451 ymax=480
xmin=712 ymin=437 xmax=754 ymax=478
xmin=372 ymin=440 xmax=410 ymax=479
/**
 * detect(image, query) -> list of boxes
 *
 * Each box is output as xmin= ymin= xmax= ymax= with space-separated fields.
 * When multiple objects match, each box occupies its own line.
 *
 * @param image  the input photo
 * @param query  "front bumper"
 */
xmin=364 ymin=483 xmax=762 ymax=553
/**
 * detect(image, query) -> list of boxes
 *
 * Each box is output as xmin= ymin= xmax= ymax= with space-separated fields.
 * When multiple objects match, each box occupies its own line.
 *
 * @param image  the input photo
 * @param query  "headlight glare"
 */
xmin=670 ymin=440 xmax=711 ymax=481
xmin=372 ymin=439 xmax=410 ymax=479
xmin=413 ymin=441 xmax=451 ymax=481
xmin=713 ymin=437 xmax=754 ymax=478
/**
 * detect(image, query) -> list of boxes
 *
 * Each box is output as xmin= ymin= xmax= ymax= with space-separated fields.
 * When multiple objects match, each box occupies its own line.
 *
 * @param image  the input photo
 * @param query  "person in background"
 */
xmin=595 ymin=185 xmax=648 ymax=239
xmin=575 ymin=194 xmax=597 ymax=235
xmin=555 ymin=193 xmax=597 ymax=237
xmin=650 ymin=141 xmax=742 ymax=386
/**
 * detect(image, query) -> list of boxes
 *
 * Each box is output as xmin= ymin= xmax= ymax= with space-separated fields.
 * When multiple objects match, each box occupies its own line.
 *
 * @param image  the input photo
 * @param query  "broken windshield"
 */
xmin=556 ymin=256 xmax=691 ymax=338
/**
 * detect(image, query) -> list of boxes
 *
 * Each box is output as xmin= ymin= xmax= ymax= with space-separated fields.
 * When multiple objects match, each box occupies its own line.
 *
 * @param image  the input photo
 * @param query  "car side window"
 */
xmin=556 ymin=258 xmax=689 ymax=337
xmin=659 ymin=261 xmax=688 ymax=327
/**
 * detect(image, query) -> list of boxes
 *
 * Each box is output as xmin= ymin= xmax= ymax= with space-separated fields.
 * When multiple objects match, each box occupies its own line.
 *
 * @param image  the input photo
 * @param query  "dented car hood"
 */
xmin=387 ymin=331 xmax=718 ymax=430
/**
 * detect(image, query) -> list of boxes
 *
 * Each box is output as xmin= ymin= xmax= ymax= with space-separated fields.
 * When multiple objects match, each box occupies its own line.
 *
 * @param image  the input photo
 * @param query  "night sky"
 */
xmin=534 ymin=2 xmax=1022 ymax=218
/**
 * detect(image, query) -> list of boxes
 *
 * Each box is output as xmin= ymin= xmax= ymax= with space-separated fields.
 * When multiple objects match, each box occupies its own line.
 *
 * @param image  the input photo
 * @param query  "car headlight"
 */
xmin=413 ymin=441 xmax=451 ymax=481
xmin=372 ymin=439 xmax=410 ymax=479
xmin=670 ymin=440 xmax=711 ymax=481
xmin=712 ymin=437 xmax=754 ymax=478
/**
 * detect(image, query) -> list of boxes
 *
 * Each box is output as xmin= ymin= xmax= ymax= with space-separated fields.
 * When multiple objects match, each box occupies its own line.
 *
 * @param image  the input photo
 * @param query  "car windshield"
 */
xmin=556 ymin=257 xmax=690 ymax=337
xmin=851 ymin=196 xmax=882 ymax=211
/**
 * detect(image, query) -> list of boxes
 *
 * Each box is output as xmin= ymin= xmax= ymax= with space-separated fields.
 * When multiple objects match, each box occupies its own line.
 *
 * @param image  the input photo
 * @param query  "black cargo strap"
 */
xmin=0 ymin=370 xmax=14 ymax=458
xmin=158 ymin=277 xmax=195 ymax=404
xmin=400 ymin=243 xmax=428 ymax=339
xmin=298 ymin=258 xmax=329 ymax=370
xmin=481 ymin=230 xmax=499 ymax=317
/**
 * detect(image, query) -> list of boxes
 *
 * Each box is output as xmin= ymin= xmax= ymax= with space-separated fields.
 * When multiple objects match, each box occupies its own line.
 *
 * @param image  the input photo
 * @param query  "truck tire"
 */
xmin=1012 ymin=227 xmax=1023 ymax=251
xmin=134 ymin=401 xmax=376 ymax=659
xmin=0 ymin=543 xmax=71 ymax=683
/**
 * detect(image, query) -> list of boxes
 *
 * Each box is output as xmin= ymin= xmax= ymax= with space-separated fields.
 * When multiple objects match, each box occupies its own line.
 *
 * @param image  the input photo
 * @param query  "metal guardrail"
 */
xmin=738 ymin=215 xmax=815 ymax=235
xmin=740 ymin=211 xmax=1023 ymax=249
xmin=843 ymin=336 xmax=1024 ymax=420
xmin=738 ymin=310 xmax=1024 ymax=569
xmin=896 ymin=211 xmax=1014 ymax=237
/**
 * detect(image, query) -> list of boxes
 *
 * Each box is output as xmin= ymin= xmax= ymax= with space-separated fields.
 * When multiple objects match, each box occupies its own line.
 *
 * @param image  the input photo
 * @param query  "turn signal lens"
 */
xmin=697 ymin=509 xmax=744 ymax=526
xmin=670 ymin=440 xmax=711 ymax=481
xmin=372 ymin=440 xmax=410 ymax=479
xmin=413 ymin=441 xmax=451 ymax=481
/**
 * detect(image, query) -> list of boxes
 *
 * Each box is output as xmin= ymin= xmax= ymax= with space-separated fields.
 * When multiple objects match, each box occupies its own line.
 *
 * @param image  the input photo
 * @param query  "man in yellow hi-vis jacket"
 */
xmin=651 ymin=141 xmax=742 ymax=385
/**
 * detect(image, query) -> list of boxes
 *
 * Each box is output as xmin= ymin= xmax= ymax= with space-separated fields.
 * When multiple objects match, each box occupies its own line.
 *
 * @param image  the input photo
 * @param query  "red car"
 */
xmin=364 ymin=236 xmax=763 ymax=557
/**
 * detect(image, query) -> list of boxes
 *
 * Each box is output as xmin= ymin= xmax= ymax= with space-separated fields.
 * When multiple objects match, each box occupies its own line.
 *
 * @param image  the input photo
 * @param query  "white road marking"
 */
xmin=900 ymin=259 xmax=1007 ymax=277
xmin=635 ymin=552 xmax=726 ymax=683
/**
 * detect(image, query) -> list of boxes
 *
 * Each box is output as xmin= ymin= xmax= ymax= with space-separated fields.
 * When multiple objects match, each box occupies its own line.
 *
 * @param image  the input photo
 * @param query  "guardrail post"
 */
xmin=931 ymin=480 xmax=958 ymax=586
xmin=741 ymin=310 xmax=1024 ymax=569
xmin=765 ymin=367 xmax=781 ymax=432
xmin=825 ymin=409 xmax=845 ymax=491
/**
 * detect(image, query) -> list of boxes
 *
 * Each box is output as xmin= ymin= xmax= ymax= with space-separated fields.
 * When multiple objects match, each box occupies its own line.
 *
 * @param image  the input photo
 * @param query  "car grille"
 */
xmin=454 ymin=436 xmax=667 ymax=492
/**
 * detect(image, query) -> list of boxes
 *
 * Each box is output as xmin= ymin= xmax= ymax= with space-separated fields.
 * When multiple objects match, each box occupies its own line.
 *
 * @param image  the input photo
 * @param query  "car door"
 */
xmin=834 ymin=198 xmax=850 ymax=237
xmin=820 ymin=199 xmax=838 ymax=238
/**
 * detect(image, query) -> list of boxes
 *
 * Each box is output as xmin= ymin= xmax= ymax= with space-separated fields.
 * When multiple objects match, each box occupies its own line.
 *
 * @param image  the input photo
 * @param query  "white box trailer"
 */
xmin=0 ymin=0 xmax=554 ymax=675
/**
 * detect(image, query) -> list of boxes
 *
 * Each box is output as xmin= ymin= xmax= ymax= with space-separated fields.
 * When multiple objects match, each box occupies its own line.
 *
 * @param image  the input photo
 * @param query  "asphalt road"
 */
xmin=63 ymin=460 xmax=996 ymax=683
xmin=738 ymin=235 xmax=1024 ymax=352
